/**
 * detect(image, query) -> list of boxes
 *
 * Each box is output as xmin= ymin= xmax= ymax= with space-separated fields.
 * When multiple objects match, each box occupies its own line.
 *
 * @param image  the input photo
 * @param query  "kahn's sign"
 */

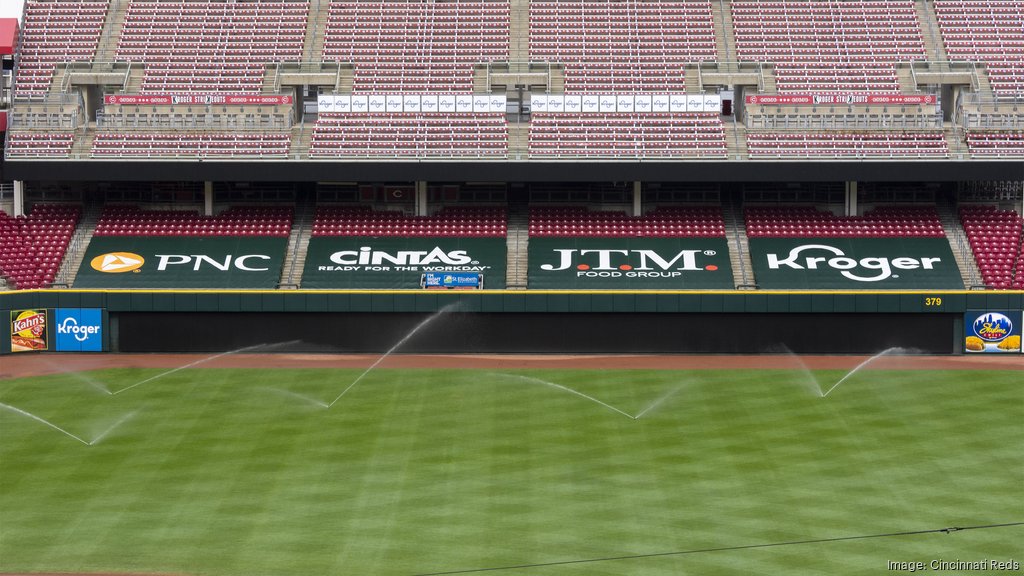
xmin=529 ymin=239 xmax=734 ymax=289
xmin=749 ymin=238 xmax=964 ymax=289
xmin=75 ymin=237 xmax=287 ymax=288
xmin=302 ymin=237 xmax=507 ymax=289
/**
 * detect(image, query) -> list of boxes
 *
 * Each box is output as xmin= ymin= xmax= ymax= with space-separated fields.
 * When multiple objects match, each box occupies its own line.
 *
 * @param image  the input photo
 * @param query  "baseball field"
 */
xmin=0 ymin=354 xmax=1021 ymax=576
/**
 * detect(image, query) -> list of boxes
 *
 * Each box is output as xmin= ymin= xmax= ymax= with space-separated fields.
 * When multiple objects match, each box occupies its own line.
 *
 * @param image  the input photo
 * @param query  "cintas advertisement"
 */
xmin=527 ymin=238 xmax=734 ymax=289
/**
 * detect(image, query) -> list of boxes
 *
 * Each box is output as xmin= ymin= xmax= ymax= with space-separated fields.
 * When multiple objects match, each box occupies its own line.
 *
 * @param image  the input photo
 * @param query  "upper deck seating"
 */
xmin=747 ymin=132 xmax=949 ymax=158
xmin=529 ymin=113 xmax=727 ymax=158
xmin=934 ymin=0 xmax=1024 ymax=96
xmin=14 ymin=0 xmax=109 ymax=99
xmin=310 ymin=113 xmax=508 ymax=158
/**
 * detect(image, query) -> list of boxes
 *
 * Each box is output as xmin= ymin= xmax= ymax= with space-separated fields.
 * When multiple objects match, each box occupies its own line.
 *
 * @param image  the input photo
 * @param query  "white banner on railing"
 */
xmin=582 ymin=94 xmax=600 ymax=113
xmin=617 ymin=95 xmax=634 ymax=113
xmin=652 ymin=94 xmax=670 ymax=112
xmin=563 ymin=94 xmax=582 ymax=113
xmin=367 ymin=94 xmax=387 ymax=112
xmin=531 ymin=94 xmax=548 ymax=113
xmin=488 ymin=94 xmax=506 ymax=113
xmin=421 ymin=94 xmax=438 ymax=113
xmin=439 ymin=95 xmax=456 ymax=113
xmin=386 ymin=94 xmax=403 ymax=112
xmin=315 ymin=93 xmax=722 ymax=114
xmin=403 ymin=94 xmax=421 ymax=113
xmin=599 ymin=95 xmax=617 ymax=113
xmin=547 ymin=95 xmax=564 ymax=113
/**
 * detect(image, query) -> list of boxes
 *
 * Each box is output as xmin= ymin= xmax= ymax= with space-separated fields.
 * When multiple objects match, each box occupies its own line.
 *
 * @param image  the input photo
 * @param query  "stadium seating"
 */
xmin=529 ymin=206 xmax=725 ymax=237
xmin=91 ymin=133 xmax=292 ymax=158
xmin=310 ymin=114 xmax=508 ymax=158
xmin=14 ymin=0 xmax=109 ymax=99
xmin=965 ymin=132 xmax=1024 ymax=157
xmin=732 ymin=0 xmax=926 ymax=92
xmin=747 ymin=132 xmax=949 ymax=158
xmin=312 ymin=206 xmax=507 ymax=237
xmin=323 ymin=0 xmax=509 ymax=93
xmin=529 ymin=114 xmax=727 ymax=158
xmin=959 ymin=205 xmax=1024 ymax=289
xmin=117 ymin=0 xmax=308 ymax=93
xmin=4 ymin=133 xmax=76 ymax=158
xmin=0 ymin=204 xmax=81 ymax=289
xmin=529 ymin=0 xmax=716 ymax=93
xmin=934 ymin=0 xmax=1024 ymax=96
xmin=93 ymin=205 xmax=293 ymax=237
xmin=745 ymin=206 xmax=946 ymax=237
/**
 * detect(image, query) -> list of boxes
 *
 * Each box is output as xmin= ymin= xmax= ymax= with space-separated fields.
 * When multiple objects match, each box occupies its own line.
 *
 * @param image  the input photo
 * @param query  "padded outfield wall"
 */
xmin=2 ymin=290 xmax=1022 ymax=355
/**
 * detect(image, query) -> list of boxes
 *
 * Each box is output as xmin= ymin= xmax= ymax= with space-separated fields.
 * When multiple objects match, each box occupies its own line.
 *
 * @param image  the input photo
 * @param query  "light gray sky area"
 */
xmin=0 ymin=2 xmax=24 ymax=23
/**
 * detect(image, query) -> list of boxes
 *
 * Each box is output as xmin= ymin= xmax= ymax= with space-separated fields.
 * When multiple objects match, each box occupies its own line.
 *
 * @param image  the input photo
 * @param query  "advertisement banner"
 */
xmin=528 ymin=238 xmax=734 ymax=289
xmin=74 ymin=237 xmax=287 ymax=289
xmin=105 ymin=94 xmax=293 ymax=106
xmin=423 ymin=272 xmax=482 ymax=289
xmin=964 ymin=311 xmax=1022 ymax=353
xmin=748 ymin=238 xmax=964 ymax=289
xmin=11 ymin=309 xmax=48 ymax=353
xmin=301 ymin=237 xmax=507 ymax=289
xmin=54 ymin=308 xmax=104 ymax=352
xmin=745 ymin=94 xmax=937 ymax=106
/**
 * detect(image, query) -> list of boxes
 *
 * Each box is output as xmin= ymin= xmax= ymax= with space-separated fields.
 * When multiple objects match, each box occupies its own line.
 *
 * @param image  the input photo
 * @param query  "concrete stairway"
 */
xmin=505 ymin=200 xmax=529 ymax=289
xmin=711 ymin=0 xmax=735 ymax=63
xmin=936 ymin=198 xmax=982 ymax=288
xmin=724 ymin=197 xmax=755 ymax=288
xmin=95 ymin=0 xmax=127 ymax=63
xmin=723 ymin=117 xmax=747 ymax=160
xmin=508 ymin=122 xmax=529 ymax=160
xmin=279 ymin=201 xmax=315 ymax=287
xmin=914 ymin=0 xmax=947 ymax=63
xmin=56 ymin=203 xmax=103 ymax=287
xmin=304 ymin=0 xmax=331 ymax=63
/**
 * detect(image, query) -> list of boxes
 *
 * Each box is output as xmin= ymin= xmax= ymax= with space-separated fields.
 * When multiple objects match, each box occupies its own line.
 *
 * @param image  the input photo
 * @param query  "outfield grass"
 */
xmin=0 ymin=365 xmax=1021 ymax=575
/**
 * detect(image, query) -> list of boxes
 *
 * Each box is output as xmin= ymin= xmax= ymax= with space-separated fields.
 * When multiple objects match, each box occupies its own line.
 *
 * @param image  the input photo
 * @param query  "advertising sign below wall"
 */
xmin=964 ymin=311 xmax=1022 ymax=353
xmin=10 ymin=309 xmax=48 ymax=352
xmin=54 ymin=308 xmax=104 ymax=352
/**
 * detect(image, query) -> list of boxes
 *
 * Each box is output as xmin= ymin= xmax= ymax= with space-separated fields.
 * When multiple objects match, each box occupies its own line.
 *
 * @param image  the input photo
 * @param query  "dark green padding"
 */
xmin=528 ymin=238 xmax=735 ymax=289
xmin=749 ymin=238 xmax=965 ymax=289
xmin=74 ymin=237 xmax=287 ymax=289
xmin=301 ymin=237 xmax=507 ymax=289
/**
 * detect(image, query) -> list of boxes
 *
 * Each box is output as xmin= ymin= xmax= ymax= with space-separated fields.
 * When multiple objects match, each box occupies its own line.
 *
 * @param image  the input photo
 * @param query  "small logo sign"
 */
xmin=91 ymin=252 xmax=145 ymax=273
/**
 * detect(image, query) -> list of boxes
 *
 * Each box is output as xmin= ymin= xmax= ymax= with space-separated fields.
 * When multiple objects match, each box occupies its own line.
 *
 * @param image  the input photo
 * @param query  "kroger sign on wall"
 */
xmin=748 ymin=238 xmax=964 ymax=289
xmin=528 ymin=238 xmax=734 ymax=289
xmin=54 ymin=308 xmax=104 ymax=352
xmin=301 ymin=237 xmax=507 ymax=289
xmin=75 ymin=237 xmax=287 ymax=288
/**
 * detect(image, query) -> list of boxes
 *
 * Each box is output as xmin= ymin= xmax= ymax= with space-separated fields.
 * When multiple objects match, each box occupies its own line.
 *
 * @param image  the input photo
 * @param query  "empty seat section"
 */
xmin=14 ymin=0 xmax=109 ymax=99
xmin=93 ymin=205 xmax=293 ymax=237
xmin=747 ymin=132 xmax=949 ymax=158
xmin=732 ymin=0 xmax=926 ymax=92
xmin=0 ymin=204 xmax=81 ymax=289
xmin=934 ymin=0 xmax=1024 ymax=97
xmin=965 ymin=132 xmax=1024 ymax=157
xmin=4 ymin=133 xmax=76 ymax=158
xmin=117 ymin=0 xmax=309 ymax=93
xmin=959 ymin=205 xmax=1024 ymax=289
xmin=312 ymin=206 xmax=507 ymax=238
xmin=745 ymin=205 xmax=946 ymax=238
xmin=529 ymin=206 xmax=725 ymax=237
xmin=529 ymin=113 xmax=727 ymax=158
xmin=323 ymin=0 xmax=509 ymax=93
xmin=310 ymin=113 xmax=508 ymax=158
xmin=530 ymin=0 xmax=716 ymax=93
xmin=91 ymin=133 xmax=292 ymax=157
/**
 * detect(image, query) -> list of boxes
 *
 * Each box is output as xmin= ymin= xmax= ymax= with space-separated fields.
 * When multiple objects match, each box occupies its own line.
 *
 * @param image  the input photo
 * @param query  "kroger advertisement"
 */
xmin=528 ymin=238 xmax=734 ymax=289
xmin=9 ymin=308 xmax=105 ymax=353
xmin=301 ymin=237 xmax=507 ymax=289
xmin=748 ymin=238 xmax=964 ymax=289
xmin=964 ymin=311 xmax=1022 ymax=354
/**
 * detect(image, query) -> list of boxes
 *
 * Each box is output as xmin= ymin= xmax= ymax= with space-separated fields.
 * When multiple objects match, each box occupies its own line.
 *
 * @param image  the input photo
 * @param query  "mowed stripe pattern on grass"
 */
xmin=0 ymin=367 xmax=1021 ymax=576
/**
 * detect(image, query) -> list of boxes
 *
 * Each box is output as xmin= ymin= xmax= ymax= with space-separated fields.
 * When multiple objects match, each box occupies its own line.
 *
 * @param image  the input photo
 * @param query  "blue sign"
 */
xmin=964 ymin=310 xmax=1021 ymax=353
xmin=423 ymin=272 xmax=481 ymax=289
xmin=54 ymin=308 xmax=104 ymax=352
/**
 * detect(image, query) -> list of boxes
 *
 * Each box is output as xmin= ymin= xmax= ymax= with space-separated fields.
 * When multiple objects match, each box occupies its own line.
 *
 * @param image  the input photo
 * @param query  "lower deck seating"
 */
xmin=529 ymin=206 xmax=725 ymax=237
xmin=4 ymin=133 xmax=75 ymax=158
xmin=966 ymin=132 xmax=1024 ymax=157
xmin=745 ymin=205 xmax=946 ymax=238
xmin=310 ymin=114 xmax=508 ymax=158
xmin=529 ymin=114 xmax=727 ymax=158
xmin=312 ymin=205 xmax=507 ymax=237
xmin=91 ymin=133 xmax=292 ymax=158
xmin=93 ymin=205 xmax=293 ymax=237
xmin=0 ymin=204 xmax=81 ymax=289
xmin=747 ymin=132 xmax=949 ymax=158
xmin=960 ymin=205 xmax=1024 ymax=289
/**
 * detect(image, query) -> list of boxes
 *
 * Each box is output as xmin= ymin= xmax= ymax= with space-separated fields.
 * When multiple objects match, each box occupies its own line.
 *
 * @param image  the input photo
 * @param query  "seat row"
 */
xmin=313 ymin=206 xmax=508 ymax=238
xmin=960 ymin=205 xmax=1024 ymax=289
xmin=529 ymin=206 xmax=726 ymax=238
xmin=529 ymin=113 xmax=727 ymax=158
xmin=747 ymin=132 xmax=949 ymax=158
xmin=91 ymin=133 xmax=292 ymax=158
xmin=0 ymin=204 xmax=81 ymax=290
xmin=14 ymin=0 xmax=108 ymax=98
xmin=746 ymin=206 xmax=946 ymax=238
xmin=94 ymin=205 xmax=293 ymax=238
xmin=311 ymin=114 xmax=508 ymax=158
xmin=934 ymin=0 xmax=1024 ymax=96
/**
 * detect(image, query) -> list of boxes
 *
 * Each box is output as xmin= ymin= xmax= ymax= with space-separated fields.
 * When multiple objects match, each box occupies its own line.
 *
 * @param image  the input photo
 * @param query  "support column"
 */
xmin=13 ymin=180 xmax=25 ymax=216
xmin=204 ymin=182 xmax=213 ymax=216
xmin=844 ymin=181 xmax=858 ymax=217
xmin=416 ymin=181 xmax=427 ymax=216
xmin=633 ymin=181 xmax=642 ymax=216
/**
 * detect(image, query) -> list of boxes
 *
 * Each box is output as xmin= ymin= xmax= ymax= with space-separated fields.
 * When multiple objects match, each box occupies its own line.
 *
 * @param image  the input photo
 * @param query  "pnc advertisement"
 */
xmin=964 ymin=311 xmax=1022 ymax=354
xmin=10 ymin=309 xmax=48 ymax=352
xmin=527 ymin=238 xmax=734 ymax=289
xmin=301 ymin=237 xmax=507 ymax=289
xmin=75 ymin=237 xmax=288 ymax=288
xmin=748 ymin=238 xmax=964 ymax=289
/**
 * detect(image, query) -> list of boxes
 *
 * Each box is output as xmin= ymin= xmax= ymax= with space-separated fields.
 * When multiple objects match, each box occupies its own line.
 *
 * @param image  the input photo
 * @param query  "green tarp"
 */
xmin=75 ymin=237 xmax=288 ymax=289
xmin=301 ymin=237 xmax=507 ymax=289
xmin=748 ymin=238 xmax=965 ymax=289
xmin=528 ymin=238 xmax=735 ymax=289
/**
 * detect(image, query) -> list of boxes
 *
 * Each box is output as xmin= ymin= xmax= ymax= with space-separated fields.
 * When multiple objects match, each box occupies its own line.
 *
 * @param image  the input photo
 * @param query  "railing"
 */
xmin=746 ymin=113 xmax=945 ymax=131
xmin=697 ymin=61 xmax=767 ymax=92
xmin=909 ymin=60 xmax=981 ymax=91
xmin=96 ymin=111 xmax=293 ymax=130
xmin=8 ymin=112 xmax=82 ymax=130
